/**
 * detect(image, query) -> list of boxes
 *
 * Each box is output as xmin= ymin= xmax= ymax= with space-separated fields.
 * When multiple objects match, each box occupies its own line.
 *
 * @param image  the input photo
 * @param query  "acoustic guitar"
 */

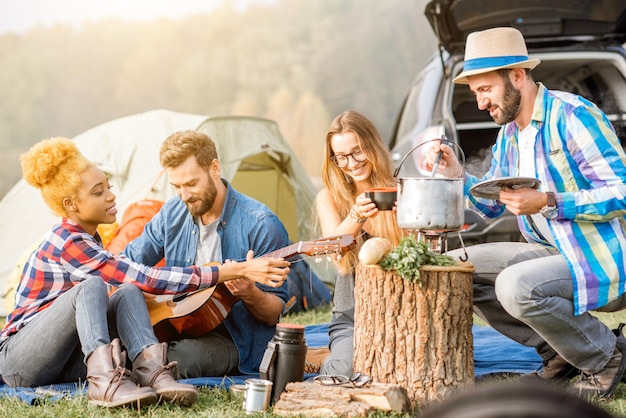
xmin=146 ymin=234 xmax=355 ymax=342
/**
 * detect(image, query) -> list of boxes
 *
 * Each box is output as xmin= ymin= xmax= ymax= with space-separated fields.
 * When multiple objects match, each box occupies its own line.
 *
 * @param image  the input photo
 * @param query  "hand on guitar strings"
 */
xmin=221 ymin=249 xmax=290 ymax=288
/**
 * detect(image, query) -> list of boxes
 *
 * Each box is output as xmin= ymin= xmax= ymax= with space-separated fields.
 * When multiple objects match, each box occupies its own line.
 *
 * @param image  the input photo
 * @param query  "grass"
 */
xmin=1 ymin=306 xmax=626 ymax=417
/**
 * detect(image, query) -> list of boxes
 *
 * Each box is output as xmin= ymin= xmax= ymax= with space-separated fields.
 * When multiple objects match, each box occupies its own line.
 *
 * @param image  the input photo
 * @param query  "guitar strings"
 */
xmin=286 ymin=256 xmax=314 ymax=294
xmin=218 ymin=251 xmax=344 ymax=306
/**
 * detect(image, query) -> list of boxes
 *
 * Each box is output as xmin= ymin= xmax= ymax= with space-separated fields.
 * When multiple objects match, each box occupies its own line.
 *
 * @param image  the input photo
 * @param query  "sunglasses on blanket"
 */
xmin=313 ymin=372 xmax=371 ymax=388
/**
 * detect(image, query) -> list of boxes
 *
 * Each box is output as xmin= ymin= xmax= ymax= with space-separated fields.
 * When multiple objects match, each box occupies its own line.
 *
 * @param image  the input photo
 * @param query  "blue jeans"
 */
xmin=0 ymin=278 xmax=158 ymax=387
xmin=449 ymin=242 xmax=626 ymax=374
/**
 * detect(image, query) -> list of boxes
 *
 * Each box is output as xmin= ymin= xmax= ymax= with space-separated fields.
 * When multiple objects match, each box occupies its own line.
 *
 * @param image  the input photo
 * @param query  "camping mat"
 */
xmin=0 ymin=323 xmax=542 ymax=405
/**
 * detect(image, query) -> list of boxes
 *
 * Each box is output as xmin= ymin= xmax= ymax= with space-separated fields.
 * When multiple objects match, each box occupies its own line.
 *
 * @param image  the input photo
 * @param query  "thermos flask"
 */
xmin=259 ymin=322 xmax=307 ymax=404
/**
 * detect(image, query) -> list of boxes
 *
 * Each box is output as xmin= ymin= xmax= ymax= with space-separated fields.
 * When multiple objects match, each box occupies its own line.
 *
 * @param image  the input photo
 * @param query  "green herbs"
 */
xmin=379 ymin=235 xmax=456 ymax=285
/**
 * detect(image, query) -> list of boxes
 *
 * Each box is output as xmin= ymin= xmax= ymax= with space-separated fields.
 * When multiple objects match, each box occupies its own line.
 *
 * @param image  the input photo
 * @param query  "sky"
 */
xmin=0 ymin=0 xmax=274 ymax=34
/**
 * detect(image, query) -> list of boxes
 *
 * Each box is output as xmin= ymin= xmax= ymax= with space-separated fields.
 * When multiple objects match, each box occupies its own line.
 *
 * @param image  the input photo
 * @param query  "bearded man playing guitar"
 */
xmin=122 ymin=130 xmax=293 ymax=379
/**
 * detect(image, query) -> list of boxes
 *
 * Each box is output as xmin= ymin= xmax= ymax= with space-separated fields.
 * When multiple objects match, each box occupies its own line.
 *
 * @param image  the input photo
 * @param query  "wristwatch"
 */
xmin=539 ymin=192 xmax=557 ymax=220
xmin=349 ymin=206 xmax=367 ymax=223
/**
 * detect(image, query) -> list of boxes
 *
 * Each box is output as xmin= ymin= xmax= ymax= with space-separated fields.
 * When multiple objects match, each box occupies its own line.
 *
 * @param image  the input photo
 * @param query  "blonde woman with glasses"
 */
xmin=315 ymin=110 xmax=403 ymax=376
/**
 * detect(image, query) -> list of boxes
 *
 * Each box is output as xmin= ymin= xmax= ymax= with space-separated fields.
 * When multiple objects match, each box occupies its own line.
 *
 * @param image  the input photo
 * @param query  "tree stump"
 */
xmin=353 ymin=262 xmax=475 ymax=409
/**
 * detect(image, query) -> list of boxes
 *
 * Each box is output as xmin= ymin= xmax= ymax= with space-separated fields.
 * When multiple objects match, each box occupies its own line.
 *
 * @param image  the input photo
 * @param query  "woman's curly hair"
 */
xmin=20 ymin=137 xmax=93 ymax=217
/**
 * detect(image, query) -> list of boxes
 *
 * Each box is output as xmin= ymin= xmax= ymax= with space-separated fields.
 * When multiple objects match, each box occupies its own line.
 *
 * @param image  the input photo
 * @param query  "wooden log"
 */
xmin=353 ymin=262 xmax=475 ymax=409
xmin=272 ymin=381 xmax=410 ymax=417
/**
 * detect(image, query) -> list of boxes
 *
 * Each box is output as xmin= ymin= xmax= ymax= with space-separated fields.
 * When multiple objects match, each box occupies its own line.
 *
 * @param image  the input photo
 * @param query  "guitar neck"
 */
xmin=261 ymin=235 xmax=354 ymax=260
xmin=262 ymin=242 xmax=302 ymax=260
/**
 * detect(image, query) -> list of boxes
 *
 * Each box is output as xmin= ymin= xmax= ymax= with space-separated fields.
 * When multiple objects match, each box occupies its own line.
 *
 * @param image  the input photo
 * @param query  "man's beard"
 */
xmin=492 ymin=76 xmax=522 ymax=125
xmin=185 ymin=185 xmax=217 ymax=217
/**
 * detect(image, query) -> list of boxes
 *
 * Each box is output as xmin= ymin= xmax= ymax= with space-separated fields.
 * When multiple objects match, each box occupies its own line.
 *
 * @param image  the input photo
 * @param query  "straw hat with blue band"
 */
xmin=453 ymin=27 xmax=541 ymax=84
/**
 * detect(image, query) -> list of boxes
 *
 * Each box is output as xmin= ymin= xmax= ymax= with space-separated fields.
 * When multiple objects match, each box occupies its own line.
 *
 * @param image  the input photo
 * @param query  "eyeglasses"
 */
xmin=330 ymin=148 xmax=367 ymax=168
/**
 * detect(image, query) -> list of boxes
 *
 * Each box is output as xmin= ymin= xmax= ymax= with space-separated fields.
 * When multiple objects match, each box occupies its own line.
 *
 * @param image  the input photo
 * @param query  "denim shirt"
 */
xmin=123 ymin=180 xmax=290 ymax=373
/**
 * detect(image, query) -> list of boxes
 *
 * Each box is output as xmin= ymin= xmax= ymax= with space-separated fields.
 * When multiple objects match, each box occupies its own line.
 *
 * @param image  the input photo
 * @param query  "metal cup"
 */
xmin=243 ymin=378 xmax=273 ymax=414
xmin=230 ymin=383 xmax=246 ymax=407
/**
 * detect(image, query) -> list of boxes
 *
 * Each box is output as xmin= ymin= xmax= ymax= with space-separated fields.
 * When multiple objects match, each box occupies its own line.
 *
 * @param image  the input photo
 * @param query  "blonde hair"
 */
xmin=320 ymin=110 xmax=402 ymax=274
xmin=20 ymin=137 xmax=93 ymax=217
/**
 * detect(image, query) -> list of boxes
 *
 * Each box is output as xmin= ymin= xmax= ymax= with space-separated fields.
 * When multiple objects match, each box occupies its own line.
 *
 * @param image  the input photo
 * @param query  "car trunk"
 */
xmin=425 ymin=0 xmax=626 ymax=56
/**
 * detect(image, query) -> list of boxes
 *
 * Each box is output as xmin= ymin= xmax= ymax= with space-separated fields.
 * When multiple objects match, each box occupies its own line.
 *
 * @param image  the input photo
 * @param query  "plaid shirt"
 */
xmin=2 ymin=218 xmax=218 ymax=339
xmin=465 ymin=83 xmax=626 ymax=315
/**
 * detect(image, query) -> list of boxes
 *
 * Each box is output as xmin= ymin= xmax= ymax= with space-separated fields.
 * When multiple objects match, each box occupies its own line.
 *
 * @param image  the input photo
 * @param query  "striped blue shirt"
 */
xmin=465 ymin=83 xmax=626 ymax=315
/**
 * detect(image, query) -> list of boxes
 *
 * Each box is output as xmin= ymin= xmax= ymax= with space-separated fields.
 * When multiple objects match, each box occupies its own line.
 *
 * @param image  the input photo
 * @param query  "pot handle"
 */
xmin=393 ymin=135 xmax=465 ymax=178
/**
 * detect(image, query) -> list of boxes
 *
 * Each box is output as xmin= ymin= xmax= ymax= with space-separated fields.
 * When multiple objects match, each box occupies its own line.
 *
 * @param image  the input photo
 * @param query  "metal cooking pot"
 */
xmin=393 ymin=138 xmax=465 ymax=231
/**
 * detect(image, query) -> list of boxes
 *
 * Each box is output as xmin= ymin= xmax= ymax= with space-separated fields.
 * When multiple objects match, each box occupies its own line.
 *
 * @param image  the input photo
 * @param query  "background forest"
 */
xmin=0 ymin=0 xmax=437 ymax=198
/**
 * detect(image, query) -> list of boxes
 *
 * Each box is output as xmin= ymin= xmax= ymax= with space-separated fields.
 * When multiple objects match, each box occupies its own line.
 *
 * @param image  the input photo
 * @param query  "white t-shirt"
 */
xmin=518 ymin=125 xmax=557 ymax=248
xmin=194 ymin=217 xmax=222 ymax=266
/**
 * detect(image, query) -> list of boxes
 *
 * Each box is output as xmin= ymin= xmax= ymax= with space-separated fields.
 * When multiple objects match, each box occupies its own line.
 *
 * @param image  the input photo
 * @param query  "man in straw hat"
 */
xmin=431 ymin=27 xmax=626 ymax=398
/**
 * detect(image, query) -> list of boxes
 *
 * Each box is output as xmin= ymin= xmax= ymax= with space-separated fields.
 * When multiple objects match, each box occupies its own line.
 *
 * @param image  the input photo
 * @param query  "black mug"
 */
xmin=259 ymin=323 xmax=307 ymax=405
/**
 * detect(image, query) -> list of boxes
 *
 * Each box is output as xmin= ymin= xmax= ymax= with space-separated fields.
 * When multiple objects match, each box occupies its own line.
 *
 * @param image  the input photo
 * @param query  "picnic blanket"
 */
xmin=0 ymin=323 xmax=542 ymax=405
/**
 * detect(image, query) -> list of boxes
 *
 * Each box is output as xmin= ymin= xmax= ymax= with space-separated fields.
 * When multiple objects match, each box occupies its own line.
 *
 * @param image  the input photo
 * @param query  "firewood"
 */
xmin=272 ymin=381 xmax=410 ymax=417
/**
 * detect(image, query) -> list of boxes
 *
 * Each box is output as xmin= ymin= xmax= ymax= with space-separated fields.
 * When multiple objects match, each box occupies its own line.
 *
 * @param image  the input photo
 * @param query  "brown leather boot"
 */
xmin=304 ymin=347 xmax=330 ymax=373
xmin=87 ymin=339 xmax=158 ymax=408
xmin=131 ymin=342 xmax=198 ymax=407
xmin=575 ymin=345 xmax=626 ymax=398
xmin=519 ymin=353 xmax=580 ymax=386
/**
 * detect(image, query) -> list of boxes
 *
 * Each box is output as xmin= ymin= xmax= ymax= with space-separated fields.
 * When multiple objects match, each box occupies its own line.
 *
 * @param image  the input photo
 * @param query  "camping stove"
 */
xmin=415 ymin=229 xmax=468 ymax=261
